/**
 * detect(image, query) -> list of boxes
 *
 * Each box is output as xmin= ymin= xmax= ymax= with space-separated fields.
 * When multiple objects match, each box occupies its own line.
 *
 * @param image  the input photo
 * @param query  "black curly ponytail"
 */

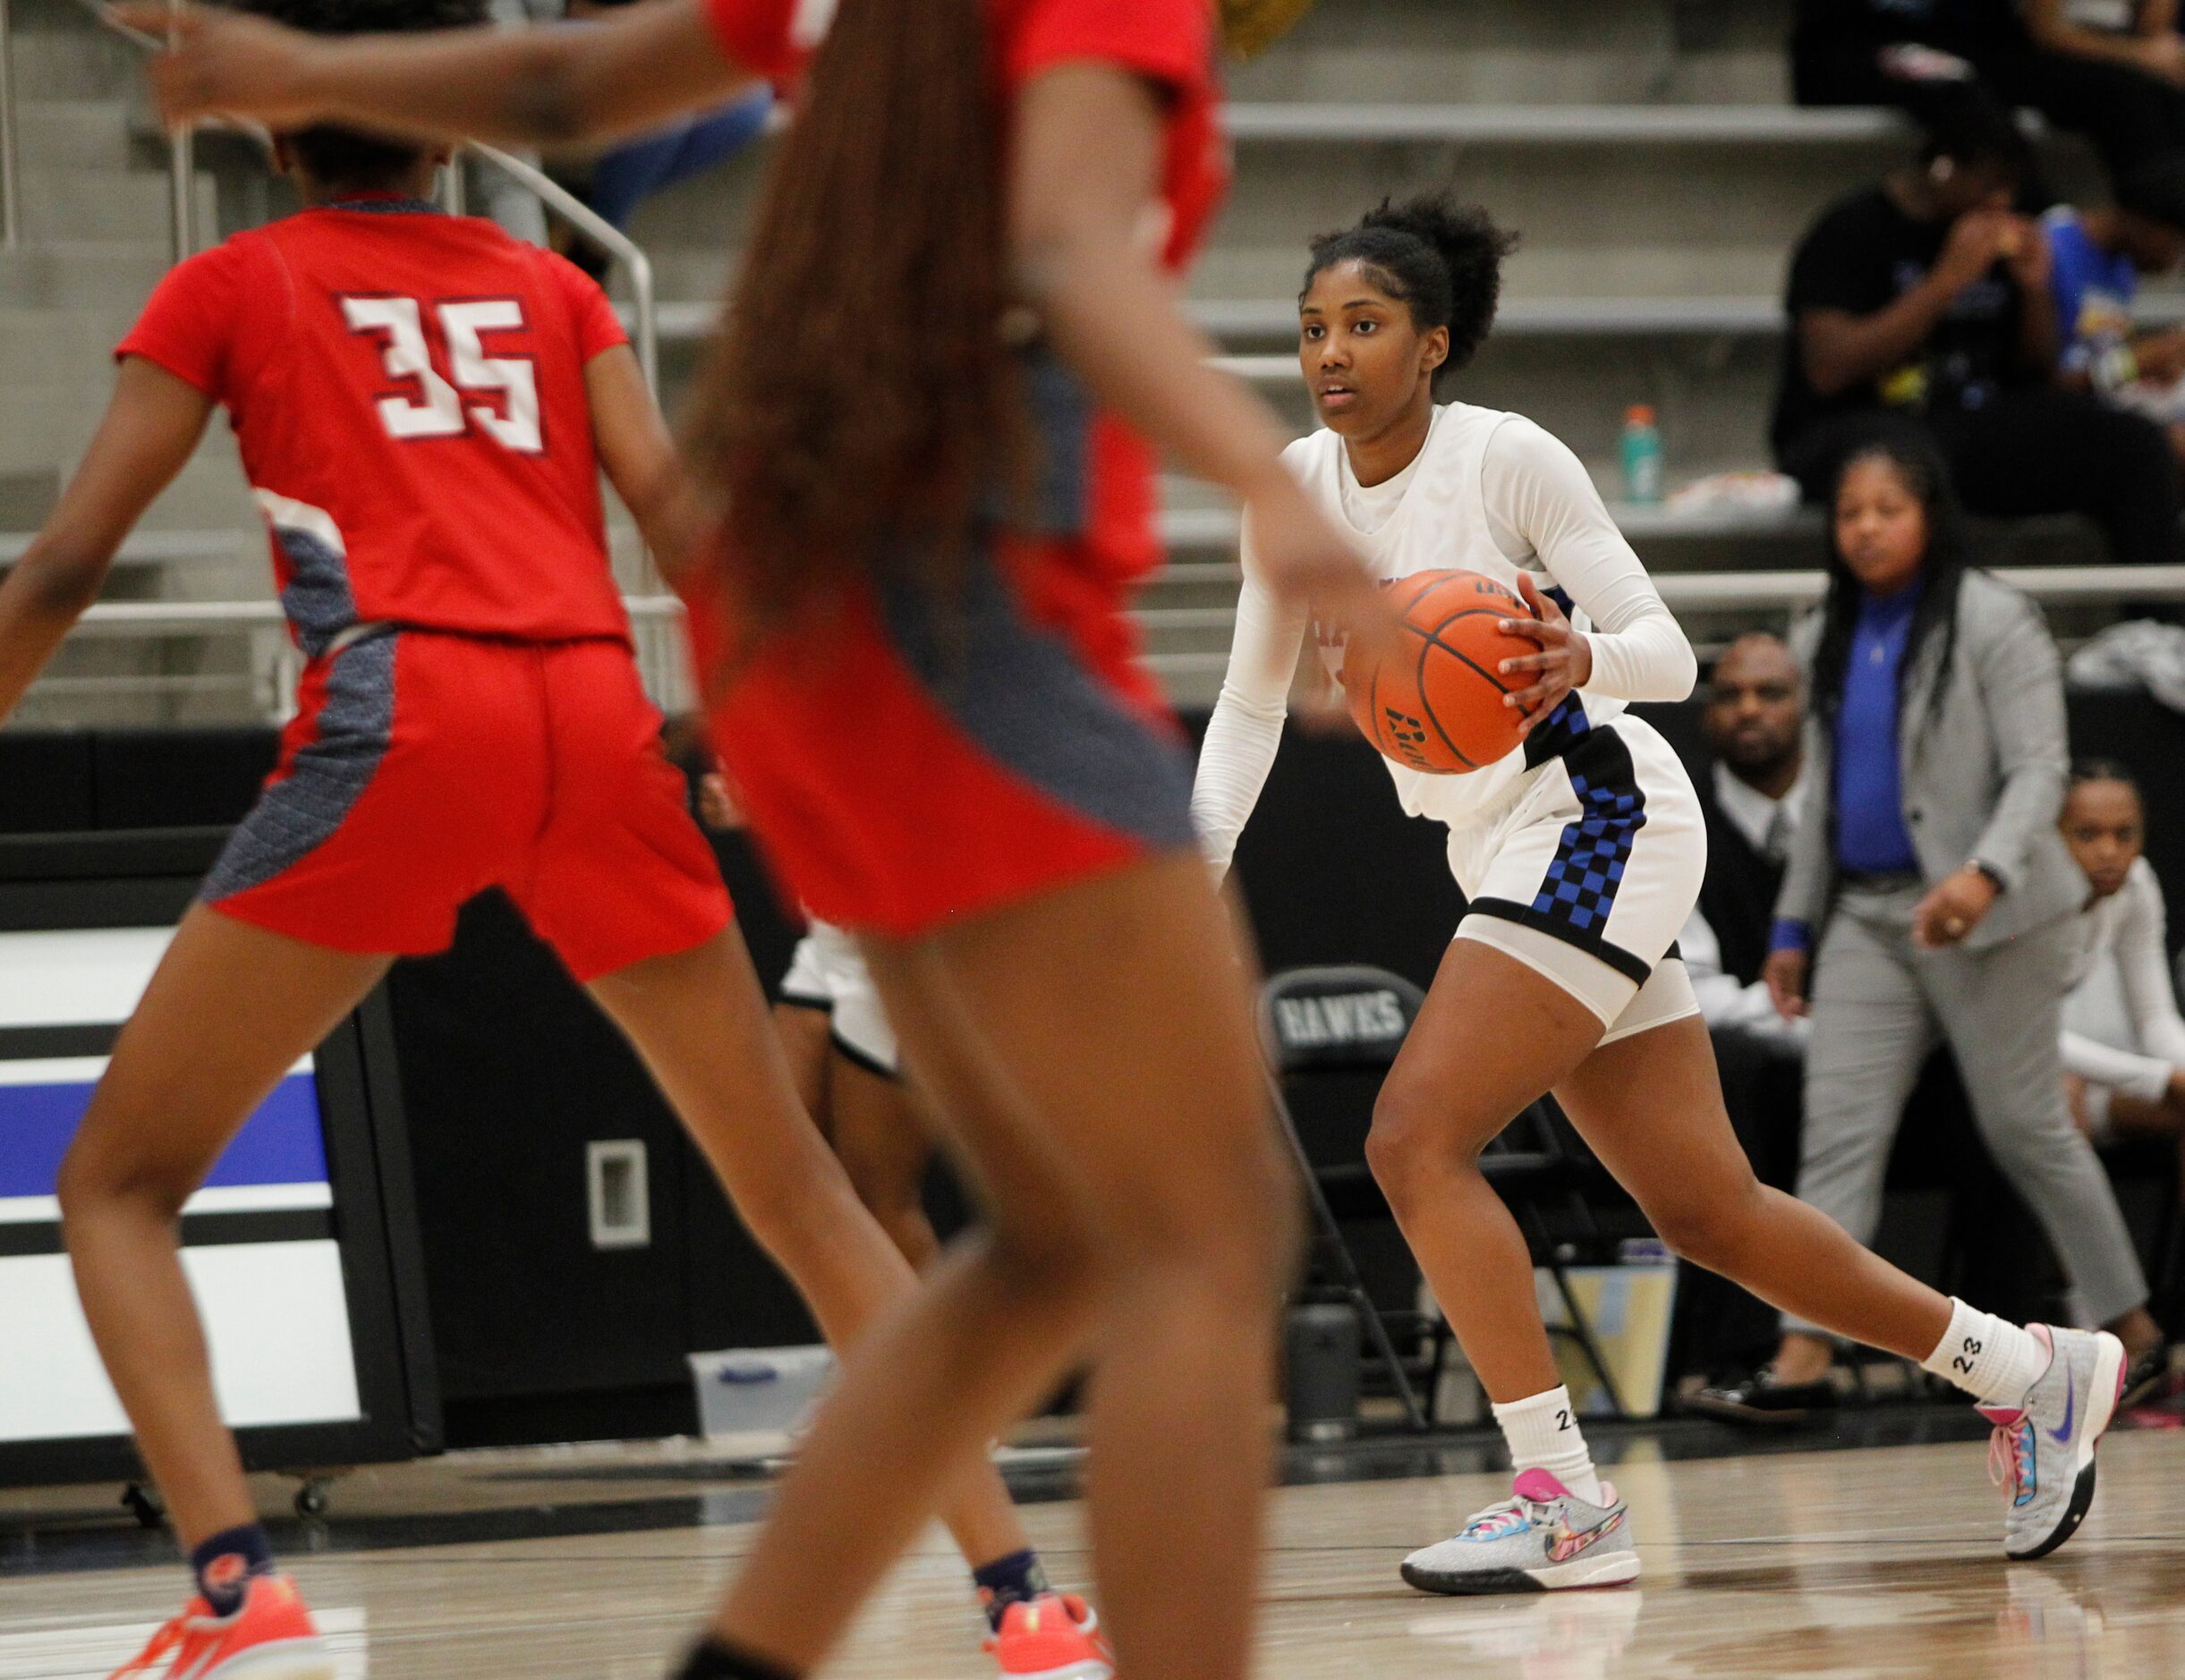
xmin=1303 ymin=193 xmax=1519 ymax=382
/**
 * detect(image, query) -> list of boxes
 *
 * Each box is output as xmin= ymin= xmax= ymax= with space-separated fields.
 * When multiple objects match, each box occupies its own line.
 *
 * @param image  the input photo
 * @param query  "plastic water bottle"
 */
xmin=1620 ymin=404 xmax=1663 ymax=505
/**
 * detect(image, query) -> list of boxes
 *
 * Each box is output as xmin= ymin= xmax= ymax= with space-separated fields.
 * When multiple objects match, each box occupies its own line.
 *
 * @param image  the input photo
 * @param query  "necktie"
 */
xmin=1762 ymin=804 xmax=1791 ymax=868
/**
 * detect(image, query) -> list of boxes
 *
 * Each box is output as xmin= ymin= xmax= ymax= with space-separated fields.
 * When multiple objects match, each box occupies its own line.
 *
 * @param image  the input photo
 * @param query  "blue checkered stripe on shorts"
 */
xmin=1531 ymin=761 xmax=1648 ymax=935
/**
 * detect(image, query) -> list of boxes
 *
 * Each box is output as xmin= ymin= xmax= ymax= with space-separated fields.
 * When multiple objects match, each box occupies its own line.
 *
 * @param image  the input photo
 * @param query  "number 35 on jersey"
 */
xmin=341 ymin=294 xmax=543 ymax=454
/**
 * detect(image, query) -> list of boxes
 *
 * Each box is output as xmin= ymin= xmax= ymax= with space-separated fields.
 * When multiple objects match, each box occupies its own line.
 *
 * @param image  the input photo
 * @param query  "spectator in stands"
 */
xmin=527 ymin=0 xmax=774 ymax=278
xmin=564 ymin=0 xmax=773 ymax=243
xmin=1789 ymin=0 xmax=2029 ymax=156
xmin=1773 ymin=106 xmax=2182 ymax=567
xmin=2059 ymin=761 xmax=2185 ymax=1164
xmin=2045 ymin=158 xmax=2185 ymax=464
xmin=2016 ymin=0 xmax=2185 ymax=183
xmin=2026 ymin=0 xmax=2185 ymax=86
xmin=1672 ymin=635 xmax=1813 ymax=1384
xmin=1791 ymin=0 xmax=2185 ymax=191
xmin=1700 ymin=438 xmax=2165 ymax=1421
xmin=585 ymin=85 xmax=773 ymax=230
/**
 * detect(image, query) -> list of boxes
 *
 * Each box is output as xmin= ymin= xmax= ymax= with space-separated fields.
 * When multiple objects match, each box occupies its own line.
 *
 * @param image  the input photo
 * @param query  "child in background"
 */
xmin=2059 ymin=764 xmax=2185 ymax=1150
xmin=2056 ymin=760 xmax=2184 ymax=1402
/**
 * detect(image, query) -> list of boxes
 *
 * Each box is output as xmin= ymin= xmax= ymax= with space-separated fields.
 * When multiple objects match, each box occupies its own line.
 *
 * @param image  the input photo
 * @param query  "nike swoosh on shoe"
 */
xmin=2048 ymin=1377 xmax=2077 ymax=1447
xmin=1548 ymin=1511 xmax=1622 ymax=1564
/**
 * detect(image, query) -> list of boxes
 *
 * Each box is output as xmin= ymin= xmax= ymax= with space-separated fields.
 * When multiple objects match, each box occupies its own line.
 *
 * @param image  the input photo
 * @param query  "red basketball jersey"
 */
xmin=701 ymin=0 xmax=1229 ymax=588
xmin=117 ymin=199 xmax=633 ymax=650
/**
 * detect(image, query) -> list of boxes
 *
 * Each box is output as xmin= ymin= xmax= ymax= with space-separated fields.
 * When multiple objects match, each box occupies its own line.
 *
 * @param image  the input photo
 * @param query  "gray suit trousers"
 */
xmin=1784 ymin=887 xmax=2147 ymax=1334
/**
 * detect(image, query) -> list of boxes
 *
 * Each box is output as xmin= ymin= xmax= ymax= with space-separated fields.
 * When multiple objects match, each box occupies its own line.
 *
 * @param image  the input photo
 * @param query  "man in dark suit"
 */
xmin=1684 ymin=635 xmax=1809 ymax=1031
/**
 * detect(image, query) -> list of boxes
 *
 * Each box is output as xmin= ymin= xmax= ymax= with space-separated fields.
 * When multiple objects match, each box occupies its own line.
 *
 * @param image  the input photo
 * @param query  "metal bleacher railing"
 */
xmin=1134 ymin=563 xmax=2185 ymax=683
xmin=0 ymin=0 xmax=18 ymax=249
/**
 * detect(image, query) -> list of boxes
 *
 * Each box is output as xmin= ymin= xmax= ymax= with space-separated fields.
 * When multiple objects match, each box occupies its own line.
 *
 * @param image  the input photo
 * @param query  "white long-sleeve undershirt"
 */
xmin=2062 ymin=860 xmax=2185 ymax=1103
xmin=1192 ymin=416 xmax=1696 ymax=873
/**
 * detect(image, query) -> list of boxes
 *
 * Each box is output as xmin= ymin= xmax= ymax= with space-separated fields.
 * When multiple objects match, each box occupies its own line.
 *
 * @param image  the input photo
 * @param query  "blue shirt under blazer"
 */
xmin=1773 ymin=570 xmax=2081 ymax=953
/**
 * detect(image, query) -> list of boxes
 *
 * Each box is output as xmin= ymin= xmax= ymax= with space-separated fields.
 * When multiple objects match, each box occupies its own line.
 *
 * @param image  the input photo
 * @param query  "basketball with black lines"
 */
xmin=1340 ymin=569 xmax=1538 ymax=775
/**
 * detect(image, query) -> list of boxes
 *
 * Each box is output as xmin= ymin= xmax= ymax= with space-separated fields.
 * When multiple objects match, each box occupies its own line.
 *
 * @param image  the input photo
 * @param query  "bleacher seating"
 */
xmin=2 ymin=0 xmax=2181 ymax=715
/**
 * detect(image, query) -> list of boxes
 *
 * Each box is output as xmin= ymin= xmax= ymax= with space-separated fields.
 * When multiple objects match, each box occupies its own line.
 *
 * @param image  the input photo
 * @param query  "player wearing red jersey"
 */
xmin=139 ymin=1 xmax=1377 ymax=1676
xmin=0 ymin=4 xmax=1122 ymax=1678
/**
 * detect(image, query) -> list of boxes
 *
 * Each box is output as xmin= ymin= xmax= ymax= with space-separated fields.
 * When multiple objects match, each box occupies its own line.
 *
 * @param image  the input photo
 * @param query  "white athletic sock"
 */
xmin=1492 ymin=1386 xmax=1604 ymax=1506
xmin=1921 ymin=1298 xmax=2051 ymax=1407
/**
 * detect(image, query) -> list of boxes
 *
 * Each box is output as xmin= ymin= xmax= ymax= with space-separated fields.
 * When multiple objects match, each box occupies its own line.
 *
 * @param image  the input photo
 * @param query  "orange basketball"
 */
xmin=1341 ymin=569 xmax=1539 ymax=775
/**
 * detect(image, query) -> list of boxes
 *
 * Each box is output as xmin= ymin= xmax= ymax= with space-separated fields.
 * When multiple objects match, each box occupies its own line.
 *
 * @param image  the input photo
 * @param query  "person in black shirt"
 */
xmin=1773 ymin=109 xmax=2181 ymax=564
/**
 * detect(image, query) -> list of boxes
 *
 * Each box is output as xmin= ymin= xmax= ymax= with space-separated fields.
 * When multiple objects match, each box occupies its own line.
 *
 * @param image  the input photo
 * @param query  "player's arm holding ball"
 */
xmin=1496 ymin=573 xmax=1589 ymax=736
xmin=1484 ymin=417 xmax=1696 ymax=736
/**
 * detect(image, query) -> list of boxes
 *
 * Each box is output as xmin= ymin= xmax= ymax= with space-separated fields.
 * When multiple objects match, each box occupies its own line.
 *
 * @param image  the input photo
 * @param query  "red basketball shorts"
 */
xmin=204 ymin=629 xmax=730 ymax=980
xmin=692 ymin=551 xmax=1198 ymax=939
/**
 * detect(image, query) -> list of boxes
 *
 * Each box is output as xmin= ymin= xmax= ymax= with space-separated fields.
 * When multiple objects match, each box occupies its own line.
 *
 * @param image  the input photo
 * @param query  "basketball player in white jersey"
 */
xmin=1193 ymin=194 xmax=2125 ymax=1591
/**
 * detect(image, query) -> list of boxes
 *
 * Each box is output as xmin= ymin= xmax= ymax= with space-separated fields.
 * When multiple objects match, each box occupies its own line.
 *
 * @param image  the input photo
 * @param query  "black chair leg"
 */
xmin=1265 ymin=1071 xmax=1430 ymax=1432
xmin=2152 ymin=1195 xmax=2185 ymax=1335
xmin=1512 ymin=1199 xmax=1628 ymax=1418
xmin=1548 ymin=1262 xmax=1629 ymax=1420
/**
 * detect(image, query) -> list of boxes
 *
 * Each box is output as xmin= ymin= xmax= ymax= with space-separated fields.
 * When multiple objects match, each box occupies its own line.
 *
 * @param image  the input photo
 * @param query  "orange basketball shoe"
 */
xmin=109 ymin=1574 xmax=334 ymax=1679
xmin=985 ymin=1591 xmax=1115 ymax=1680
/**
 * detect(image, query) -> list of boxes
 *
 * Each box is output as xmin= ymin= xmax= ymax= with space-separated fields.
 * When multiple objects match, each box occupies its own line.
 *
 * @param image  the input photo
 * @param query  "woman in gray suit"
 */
xmin=1703 ymin=437 xmax=2164 ymax=1420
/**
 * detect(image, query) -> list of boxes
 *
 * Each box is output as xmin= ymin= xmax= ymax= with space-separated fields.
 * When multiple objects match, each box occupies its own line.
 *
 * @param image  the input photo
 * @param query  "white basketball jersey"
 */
xmin=1285 ymin=402 xmax=1631 ymax=833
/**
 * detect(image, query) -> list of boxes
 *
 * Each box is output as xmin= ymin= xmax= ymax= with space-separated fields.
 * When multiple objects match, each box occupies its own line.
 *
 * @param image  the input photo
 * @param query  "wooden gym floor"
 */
xmin=4 ymin=1414 xmax=2183 ymax=1676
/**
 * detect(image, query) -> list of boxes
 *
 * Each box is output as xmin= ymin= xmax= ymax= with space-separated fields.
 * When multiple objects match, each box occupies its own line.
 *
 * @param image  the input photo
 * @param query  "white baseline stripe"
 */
xmin=0 ymin=1054 xmax=313 ymax=1086
xmin=0 ymin=1242 xmax=361 ymax=1439
xmin=0 ymin=929 xmax=174 ymax=1028
xmin=0 ymin=1183 xmax=335 ymax=1226
xmin=0 ymin=1056 xmax=106 ymax=1086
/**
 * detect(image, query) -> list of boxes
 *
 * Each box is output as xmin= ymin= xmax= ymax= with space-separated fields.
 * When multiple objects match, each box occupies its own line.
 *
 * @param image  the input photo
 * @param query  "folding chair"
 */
xmin=1259 ymin=964 xmax=1432 ymax=1431
xmin=1260 ymin=964 xmax=1629 ymax=1430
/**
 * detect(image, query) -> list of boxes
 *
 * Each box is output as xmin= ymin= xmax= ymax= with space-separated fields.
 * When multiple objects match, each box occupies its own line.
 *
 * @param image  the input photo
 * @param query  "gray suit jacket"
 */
xmin=1775 ymin=570 xmax=2080 ymax=951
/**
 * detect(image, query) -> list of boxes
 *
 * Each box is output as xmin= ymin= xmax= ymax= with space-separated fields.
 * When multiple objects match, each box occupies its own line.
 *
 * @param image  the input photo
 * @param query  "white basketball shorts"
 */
xmin=777 ymin=917 xmax=900 ymax=1077
xmin=1448 ymin=711 xmax=1705 ymax=1044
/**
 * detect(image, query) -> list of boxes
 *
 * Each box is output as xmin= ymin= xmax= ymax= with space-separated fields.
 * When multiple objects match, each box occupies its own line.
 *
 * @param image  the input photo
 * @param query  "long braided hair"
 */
xmin=682 ymin=0 xmax=1022 ymax=639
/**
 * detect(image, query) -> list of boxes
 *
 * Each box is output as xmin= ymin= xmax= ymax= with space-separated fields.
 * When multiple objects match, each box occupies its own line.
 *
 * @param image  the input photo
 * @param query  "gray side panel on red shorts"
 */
xmin=875 ymin=560 xmax=1196 ymax=855
xmin=1012 ymin=344 xmax=1092 ymax=538
xmin=274 ymin=524 xmax=361 ymax=659
xmin=202 ymin=633 xmax=399 ymax=903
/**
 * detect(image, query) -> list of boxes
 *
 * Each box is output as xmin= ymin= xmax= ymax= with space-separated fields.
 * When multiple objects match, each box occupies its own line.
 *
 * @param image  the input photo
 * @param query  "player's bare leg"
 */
xmin=586 ymin=926 xmax=1035 ymax=1574
xmin=1557 ymin=1013 xmax=1951 ymax=1356
xmin=829 ymin=1054 xmax=941 ymax=1270
xmin=1370 ymin=941 xmax=1952 ymax=1403
xmin=696 ymin=853 xmax=1295 ymax=1680
xmin=1380 ymin=942 xmax=2113 ymax=1592
xmin=1366 ymin=939 xmax=1604 ymax=1402
xmin=59 ymin=906 xmax=391 ymax=1544
xmin=770 ymin=1001 xmax=833 ymax=1131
